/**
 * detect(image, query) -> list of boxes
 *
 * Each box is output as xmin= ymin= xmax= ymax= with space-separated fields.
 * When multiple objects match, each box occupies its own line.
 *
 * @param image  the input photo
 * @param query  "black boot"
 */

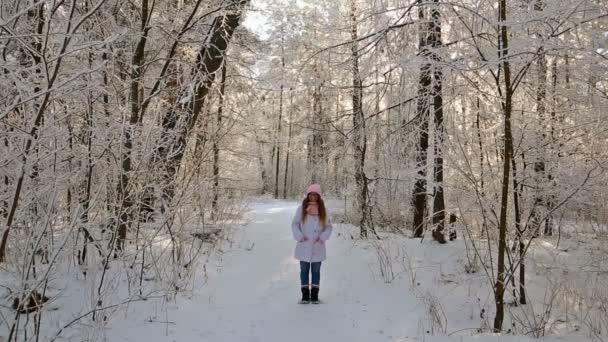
xmin=310 ymin=287 xmax=320 ymax=304
xmin=299 ymin=286 xmax=310 ymax=304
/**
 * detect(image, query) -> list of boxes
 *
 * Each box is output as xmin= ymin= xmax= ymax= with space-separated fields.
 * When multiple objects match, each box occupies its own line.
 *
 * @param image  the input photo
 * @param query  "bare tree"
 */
xmin=411 ymin=0 xmax=432 ymax=238
xmin=494 ymin=0 xmax=514 ymax=330
xmin=430 ymin=0 xmax=446 ymax=244
xmin=349 ymin=0 xmax=374 ymax=239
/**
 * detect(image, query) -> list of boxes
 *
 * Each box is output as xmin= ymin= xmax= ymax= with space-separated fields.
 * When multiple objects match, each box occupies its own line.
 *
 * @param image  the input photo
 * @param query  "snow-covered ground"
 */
xmin=97 ymin=200 xmax=599 ymax=342
xmin=107 ymin=200 xmax=422 ymax=341
xmin=6 ymin=199 xmax=602 ymax=341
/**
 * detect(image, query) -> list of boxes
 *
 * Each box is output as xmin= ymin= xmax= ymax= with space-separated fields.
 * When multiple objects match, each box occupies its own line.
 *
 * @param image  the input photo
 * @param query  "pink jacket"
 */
xmin=291 ymin=205 xmax=332 ymax=262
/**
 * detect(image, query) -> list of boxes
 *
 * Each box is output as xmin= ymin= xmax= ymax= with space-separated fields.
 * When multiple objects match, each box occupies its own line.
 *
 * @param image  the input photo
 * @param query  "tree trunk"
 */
xmin=412 ymin=1 xmax=431 ymax=238
xmin=153 ymin=1 xmax=247 ymax=210
xmin=1 ymin=123 xmax=9 ymax=219
xmin=274 ymin=39 xmax=285 ymax=199
xmin=270 ymin=100 xmax=277 ymax=185
xmin=101 ymin=49 xmax=113 ymax=213
xmin=283 ymin=90 xmax=293 ymax=199
xmin=374 ymin=70 xmax=381 ymax=180
xmin=80 ymin=48 xmax=95 ymax=266
xmin=430 ymin=0 xmax=446 ymax=243
xmin=530 ymin=46 xmax=547 ymax=238
xmin=212 ymin=63 xmax=227 ymax=221
xmin=545 ymin=57 xmax=558 ymax=236
xmin=333 ymin=93 xmax=342 ymax=194
xmin=349 ymin=0 xmax=372 ymax=239
xmin=256 ymin=132 xmax=270 ymax=194
xmin=476 ymin=98 xmax=484 ymax=195
xmin=115 ymin=0 xmax=153 ymax=253
xmin=511 ymin=155 xmax=526 ymax=305
xmin=309 ymin=64 xmax=325 ymax=185
xmin=494 ymin=0 xmax=513 ymax=331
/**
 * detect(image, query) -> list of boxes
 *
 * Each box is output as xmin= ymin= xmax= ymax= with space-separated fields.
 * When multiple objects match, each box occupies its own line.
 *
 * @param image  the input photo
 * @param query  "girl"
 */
xmin=291 ymin=184 xmax=332 ymax=304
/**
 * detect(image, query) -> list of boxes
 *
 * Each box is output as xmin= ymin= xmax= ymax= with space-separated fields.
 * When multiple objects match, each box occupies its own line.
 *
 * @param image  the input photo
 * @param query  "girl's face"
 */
xmin=308 ymin=193 xmax=320 ymax=202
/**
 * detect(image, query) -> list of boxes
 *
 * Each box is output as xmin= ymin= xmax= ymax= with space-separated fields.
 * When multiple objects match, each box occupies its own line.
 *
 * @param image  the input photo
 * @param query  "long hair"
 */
xmin=301 ymin=196 xmax=327 ymax=227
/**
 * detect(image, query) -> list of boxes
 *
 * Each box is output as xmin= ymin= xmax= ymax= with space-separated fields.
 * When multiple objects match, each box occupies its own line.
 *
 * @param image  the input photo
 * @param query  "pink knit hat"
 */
xmin=305 ymin=184 xmax=322 ymax=196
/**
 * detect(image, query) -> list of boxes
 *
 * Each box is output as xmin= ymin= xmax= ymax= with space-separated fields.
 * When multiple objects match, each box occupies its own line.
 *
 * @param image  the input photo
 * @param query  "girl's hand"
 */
xmin=315 ymin=237 xmax=324 ymax=244
xmin=300 ymin=236 xmax=309 ymax=242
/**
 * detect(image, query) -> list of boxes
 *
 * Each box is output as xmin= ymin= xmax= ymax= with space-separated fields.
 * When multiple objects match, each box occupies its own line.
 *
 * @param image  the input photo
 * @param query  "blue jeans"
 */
xmin=300 ymin=261 xmax=322 ymax=286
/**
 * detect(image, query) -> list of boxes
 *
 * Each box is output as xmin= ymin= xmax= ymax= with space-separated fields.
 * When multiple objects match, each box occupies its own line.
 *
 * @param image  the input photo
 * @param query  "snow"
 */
xmin=107 ymin=201 xmax=420 ymax=341
xmin=4 ymin=200 xmax=602 ymax=341
xmin=100 ymin=200 xmax=593 ymax=341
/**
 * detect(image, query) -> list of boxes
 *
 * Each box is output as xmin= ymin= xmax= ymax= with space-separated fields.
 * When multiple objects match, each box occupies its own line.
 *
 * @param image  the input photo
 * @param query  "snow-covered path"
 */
xmin=109 ymin=200 xmax=421 ymax=342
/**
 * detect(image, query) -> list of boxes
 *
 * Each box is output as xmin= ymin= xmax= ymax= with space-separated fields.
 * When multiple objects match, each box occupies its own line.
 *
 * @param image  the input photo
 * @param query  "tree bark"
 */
xmin=494 ymin=0 xmax=513 ymax=331
xmin=511 ymin=155 xmax=526 ymax=305
xmin=256 ymin=132 xmax=270 ymax=194
xmin=283 ymin=90 xmax=293 ymax=199
xmin=333 ymin=93 xmax=343 ymax=194
xmin=430 ymin=0 xmax=446 ymax=243
xmin=349 ymin=0 xmax=372 ymax=239
xmin=79 ymin=45 xmax=95 ymax=266
xmin=530 ymin=46 xmax=547 ymax=238
xmin=212 ymin=63 xmax=227 ymax=221
xmin=411 ymin=1 xmax=431 ymax=238
xmin=476 ymin=97 xmax=484 ymax=195
xmin=545 ymin=57 xmax=559 ymax=236
xmin=274 ymin=37 xmax=285 ymax=199
xmin=115 ymin=0 xmax=153 ymax=253
xmin=312 ymin=84 xmax=324 ymax=184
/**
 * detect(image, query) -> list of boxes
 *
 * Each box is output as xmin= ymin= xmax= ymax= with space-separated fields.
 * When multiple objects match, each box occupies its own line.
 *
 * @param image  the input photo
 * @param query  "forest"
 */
xmin=0 ymin=0 xmax=607 ymax=340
